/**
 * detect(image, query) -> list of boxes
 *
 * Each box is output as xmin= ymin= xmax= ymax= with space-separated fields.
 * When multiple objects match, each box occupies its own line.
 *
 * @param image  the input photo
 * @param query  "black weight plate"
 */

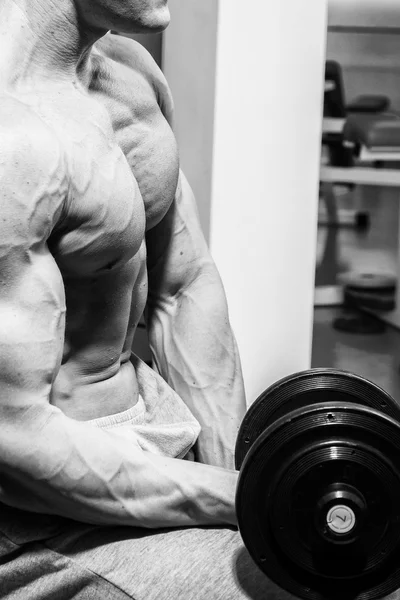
xmin=236 ymin=402 xmax=400 ymax=600
xmin=235 ymin=369 xmax=400 ymax=470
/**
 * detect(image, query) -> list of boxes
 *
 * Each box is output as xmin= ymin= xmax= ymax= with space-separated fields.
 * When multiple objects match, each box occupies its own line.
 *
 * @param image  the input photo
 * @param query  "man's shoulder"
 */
xmin=95 ymin=33 xmax=174 ymax=122
xmin=0 ymin=94 xmax=64 ymax=153
xmin=0 ymin=94 xmax=68 ymax=189
xmin=96 ymin=33 xmax=159 ymax=77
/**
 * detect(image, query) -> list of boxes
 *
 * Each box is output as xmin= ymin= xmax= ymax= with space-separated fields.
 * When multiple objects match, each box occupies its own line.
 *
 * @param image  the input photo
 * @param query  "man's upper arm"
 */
xmin=101 ymin=36 xmax=214 ymax=297
xmin=0 ymin=114 xmax=67 ymax=412
xmin=146 ymin=171 xmax=218 ymax=303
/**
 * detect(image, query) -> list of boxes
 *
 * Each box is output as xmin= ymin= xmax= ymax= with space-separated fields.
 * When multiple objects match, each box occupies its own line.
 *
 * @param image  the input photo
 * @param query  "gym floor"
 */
xmin=312 ymin=182 xmax=400 ymax=400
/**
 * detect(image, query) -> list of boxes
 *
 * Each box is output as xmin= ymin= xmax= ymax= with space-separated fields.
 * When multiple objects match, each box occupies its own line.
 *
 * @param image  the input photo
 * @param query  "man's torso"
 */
xmin=2 ymin=34 xmax=180 ymax=423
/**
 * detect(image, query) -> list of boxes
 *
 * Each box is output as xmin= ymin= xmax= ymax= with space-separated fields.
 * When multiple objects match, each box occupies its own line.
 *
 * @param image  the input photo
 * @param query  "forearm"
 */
xmin=0 ymin=404 xmax=237 ymax=528
xmin=147 ymin=269 xmax=247 ymax=469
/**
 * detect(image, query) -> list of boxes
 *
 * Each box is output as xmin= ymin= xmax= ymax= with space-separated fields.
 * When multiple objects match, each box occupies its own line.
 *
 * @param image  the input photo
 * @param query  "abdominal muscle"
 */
xmin=50 ymin=250 xmax=147 ymax=422
xmin=48 ymin=248 xmax=200 ymax=460
xmin=49 ymin=283 xmax=200 ymax=459
xmin=50 ymin=357 xmax=141 ymax=422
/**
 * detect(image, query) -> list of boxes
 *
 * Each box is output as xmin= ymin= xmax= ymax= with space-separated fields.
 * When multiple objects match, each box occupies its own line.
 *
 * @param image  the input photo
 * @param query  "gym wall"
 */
xmin=119 ymin=32 xmax=163 ymax=68
xmin=327 ymin=0 xmax=400 ymax=113
xmin=162 ymin=0 xmax=218 ymax=244
xmin=329 ymin=0 xmax=400 ymax=28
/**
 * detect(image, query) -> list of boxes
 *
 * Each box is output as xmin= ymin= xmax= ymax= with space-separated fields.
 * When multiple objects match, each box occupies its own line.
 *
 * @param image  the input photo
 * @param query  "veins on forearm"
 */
xmin=148 ymin=286 xmax=237 ymax=383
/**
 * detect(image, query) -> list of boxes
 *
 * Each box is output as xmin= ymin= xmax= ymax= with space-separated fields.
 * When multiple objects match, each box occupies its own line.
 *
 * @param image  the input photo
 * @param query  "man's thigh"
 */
xmin=3 ymin=520 xmax=400 ymax=600
xmin=41 ymin=522 xmax=288 ymax=600
xmin=0 ymin=537 xmax=126 ymax=600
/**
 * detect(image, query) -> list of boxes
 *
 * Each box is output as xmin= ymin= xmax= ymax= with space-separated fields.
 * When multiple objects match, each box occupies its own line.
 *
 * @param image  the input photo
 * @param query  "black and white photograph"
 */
xmin=1 ymin=1 xmax=400 ymax=599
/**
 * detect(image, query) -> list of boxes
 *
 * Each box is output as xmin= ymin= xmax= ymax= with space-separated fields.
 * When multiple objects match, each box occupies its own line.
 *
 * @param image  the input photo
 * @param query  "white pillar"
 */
xmin=164 ymin=1 xmax=327 ymax=404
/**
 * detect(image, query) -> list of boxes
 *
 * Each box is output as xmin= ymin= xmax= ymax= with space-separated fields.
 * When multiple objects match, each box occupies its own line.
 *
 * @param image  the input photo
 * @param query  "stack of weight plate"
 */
xmin=338 ymin=272 xmax=397 ymax=313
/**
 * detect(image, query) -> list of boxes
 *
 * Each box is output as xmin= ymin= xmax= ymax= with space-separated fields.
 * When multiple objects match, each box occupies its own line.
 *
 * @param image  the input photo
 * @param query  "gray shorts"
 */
xmin=0 ymin=504 xmax=281 ymax=599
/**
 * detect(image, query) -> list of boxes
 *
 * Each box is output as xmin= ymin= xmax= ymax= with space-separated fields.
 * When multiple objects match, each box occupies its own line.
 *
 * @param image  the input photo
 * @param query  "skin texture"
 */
xmin=0 ymin=0 xmax=247 ymax=528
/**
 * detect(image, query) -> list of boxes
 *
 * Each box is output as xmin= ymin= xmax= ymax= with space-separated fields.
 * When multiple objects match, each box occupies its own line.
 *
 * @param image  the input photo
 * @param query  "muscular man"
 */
xmin=0 ymin=1 xmax=273 ymax=598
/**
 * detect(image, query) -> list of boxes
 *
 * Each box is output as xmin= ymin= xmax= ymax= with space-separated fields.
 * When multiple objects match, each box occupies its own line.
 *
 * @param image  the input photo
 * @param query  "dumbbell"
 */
xmin=235 ymin=368 xmax=400 ymax=600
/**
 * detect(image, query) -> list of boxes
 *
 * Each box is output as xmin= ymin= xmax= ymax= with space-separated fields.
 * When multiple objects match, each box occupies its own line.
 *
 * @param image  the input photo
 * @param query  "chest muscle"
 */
xmin=88 ymin=51 xmax=179 ymax=230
